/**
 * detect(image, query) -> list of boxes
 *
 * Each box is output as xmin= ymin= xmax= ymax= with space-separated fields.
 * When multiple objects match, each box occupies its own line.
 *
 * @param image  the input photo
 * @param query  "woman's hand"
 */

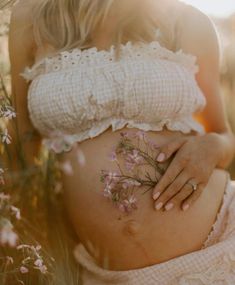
xmin=152 ymin=133 xmax=223 ymax=212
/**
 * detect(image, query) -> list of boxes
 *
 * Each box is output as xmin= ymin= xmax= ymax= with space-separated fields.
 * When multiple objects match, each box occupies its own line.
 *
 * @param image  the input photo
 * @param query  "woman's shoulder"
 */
xmin=178 ymin=2 xmax=217 ymax=35
xmin=9 ymin=0 xmax=37 ymax=58
xmin=175 ymin=2 xmax=220 ymax=59
xmin=11 ymin=0 xmax=36 ymax=21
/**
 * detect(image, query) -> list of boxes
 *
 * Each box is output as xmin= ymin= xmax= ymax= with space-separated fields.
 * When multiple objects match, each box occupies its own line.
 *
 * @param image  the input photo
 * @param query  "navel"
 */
xmin=122 ymin=219 xmax=141 ymax=236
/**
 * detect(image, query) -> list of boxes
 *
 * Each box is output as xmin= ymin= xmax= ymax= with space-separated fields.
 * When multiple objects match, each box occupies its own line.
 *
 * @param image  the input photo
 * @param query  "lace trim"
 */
xmin=41 ymin=116 xmax=205 ymax=153
xmin=74 ymin=242 xmax=235 ymax=285
xmin=201 ymin=172 xmax=231 ymax=249
xmin=176 ymin=251 xmax=235 ymax=285
xmin=20 ymin=30 xmax=199 ymax=82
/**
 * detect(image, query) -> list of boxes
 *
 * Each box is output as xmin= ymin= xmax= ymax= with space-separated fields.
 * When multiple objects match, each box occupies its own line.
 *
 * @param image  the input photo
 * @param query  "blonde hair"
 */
xmin=31 ymin=0 xmax=175 ymax=59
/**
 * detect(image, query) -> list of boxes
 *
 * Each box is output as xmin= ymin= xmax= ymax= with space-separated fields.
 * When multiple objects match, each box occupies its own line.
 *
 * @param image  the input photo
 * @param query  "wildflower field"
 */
xmin=0 ymin=5 xmax=235 ymax=285
xmin=0 ymin=8 xmax=80 ymax=284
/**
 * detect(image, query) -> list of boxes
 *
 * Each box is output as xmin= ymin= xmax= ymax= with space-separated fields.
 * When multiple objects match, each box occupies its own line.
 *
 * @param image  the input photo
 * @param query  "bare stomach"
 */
xmin=57 ymin=128 xmax=228 ymax=270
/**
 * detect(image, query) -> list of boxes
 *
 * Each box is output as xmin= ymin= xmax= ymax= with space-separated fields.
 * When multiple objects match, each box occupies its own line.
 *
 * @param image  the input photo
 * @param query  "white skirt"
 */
xmin=74 ymin=175 xmax=235 ymax=285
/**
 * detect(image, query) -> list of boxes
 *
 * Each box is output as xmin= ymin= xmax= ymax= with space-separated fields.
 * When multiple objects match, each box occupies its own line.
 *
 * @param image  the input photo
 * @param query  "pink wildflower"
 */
xmin=103 ymin=185 xmax=113 ymax=198
xmin=34 ymin=258 xmax=48 ymax=274
xmin=1 ymin=129 xmax=11 ymax=144
xmin=44 ymin=130 xmax=75 ymax=153
xmin=34 ymin=258 xmax=43 ymax=267
xmin=38 ymin=265 xmax=47 ymax=274
xmin=60 ymin=160 xmax=74 ymax=176
xmin=20 ymin=266 xmax=29 ymax=274
xmin=10 ymin=205 xmax=21 ymax=220
xmin=120 ymin=131 xmax=129 ymax=138
xmin=103 ymin=171 xmax=120 ymax=185
xmin=76 ymin=149 xmax=86 ymax=166
xmin=108 ymin=150 xmax=117 ymax=162
xmin=118 ymin=195 xmax=138 ymax=213
xmin=122 ymin=179 xmax=141 ymax=189
xmin=0 ymin=221 xmax=18 ymax=247
xmin=125 ymin=149 xmax=144 ymax=171
xmin=0 ymin=192 xmax=10 ymax=201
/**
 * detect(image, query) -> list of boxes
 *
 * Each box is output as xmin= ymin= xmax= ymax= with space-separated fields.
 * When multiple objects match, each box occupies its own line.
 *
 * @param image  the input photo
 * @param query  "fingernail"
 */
xmin=155 ymin=202 xmax=163 ymax=210
xmin=165 ymin=203 xmax=174 ymax=211
xmin=153 ymin=192 xmax=161 ymax=200
xmin=183 ymin=204 xmax=190 ymax=211
xmin=157 ymin=152 xmax=165 ymax=162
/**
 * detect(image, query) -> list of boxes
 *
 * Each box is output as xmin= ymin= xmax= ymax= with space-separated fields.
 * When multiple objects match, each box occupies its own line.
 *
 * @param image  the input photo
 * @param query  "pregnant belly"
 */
xmin=57 ymin=128 xmax=228 ymax=270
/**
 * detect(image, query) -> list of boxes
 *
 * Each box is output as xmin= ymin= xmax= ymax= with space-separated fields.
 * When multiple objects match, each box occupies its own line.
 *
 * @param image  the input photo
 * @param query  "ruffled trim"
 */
xmin=201 ymin=172 xmax=231 ymax=249
xmin=42 ymin=117 xmax=205 ymax=153
xmin=20 ymin=29 xmax=199 ymax=82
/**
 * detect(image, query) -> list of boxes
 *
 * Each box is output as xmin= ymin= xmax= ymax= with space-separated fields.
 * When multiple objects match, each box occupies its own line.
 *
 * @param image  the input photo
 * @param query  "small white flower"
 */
xmin=60 ymin=160 xmax=74 ymax=176
xmin=34 ymin=258 xmax=43 ymax=267
xmin=37 ymin=264 xmax=47 ymax=274
xmin=76 ymin=149 xmax=86 ymax=166
xmin=103 ymin=185 xmax=113 ymax=198
xmin=108 ymin=150 xmax=117 ymax=162
xmin=1 ymin=129 xmax=12 ymax=144
xmin=1 ymin=107 xmax=16 ymax=120
xmin=0 ymin=221 xmax=18 ymax=247
xmin=44 ymin=130 xmax=75 ymax=153
xmin=35 ymin=245 xmax=42 ymax=251
xmin=0 ymin=192 xmax=10 ymax=201
xmin=10 ymin=205 xmax=21 ymax=220
xmin=34 ymin=258 xmax=47 ymax=274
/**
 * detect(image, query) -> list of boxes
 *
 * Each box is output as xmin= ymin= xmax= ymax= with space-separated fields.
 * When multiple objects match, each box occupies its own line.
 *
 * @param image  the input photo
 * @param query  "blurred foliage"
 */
xmin=0 ymin=9 xmax=80 ymax=285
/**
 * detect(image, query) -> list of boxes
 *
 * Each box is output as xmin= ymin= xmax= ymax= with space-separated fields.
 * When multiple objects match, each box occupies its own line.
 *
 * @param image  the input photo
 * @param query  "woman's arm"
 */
xmin=4 ymin=0 xmax=41 ymax=175
xmin=177 ymin=5 xmax=235 ymax=168
xmin=152 ymin=6 xmax=235 ymax=211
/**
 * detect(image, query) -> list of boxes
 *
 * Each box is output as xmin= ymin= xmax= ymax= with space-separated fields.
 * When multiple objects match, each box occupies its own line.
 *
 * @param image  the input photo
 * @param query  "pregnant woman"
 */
xmin=9 ymin=0 xmax=235 ymax=284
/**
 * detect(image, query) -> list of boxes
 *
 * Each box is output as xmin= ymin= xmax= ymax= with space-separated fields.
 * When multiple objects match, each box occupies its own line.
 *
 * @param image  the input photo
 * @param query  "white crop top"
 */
xmin=20 ymin=28 xmax=207 ymax=153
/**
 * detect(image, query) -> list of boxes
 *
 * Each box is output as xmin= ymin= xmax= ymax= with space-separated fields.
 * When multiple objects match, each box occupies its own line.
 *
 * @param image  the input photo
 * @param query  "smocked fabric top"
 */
xmin=20 ymin=28 xmax=207 ymax=153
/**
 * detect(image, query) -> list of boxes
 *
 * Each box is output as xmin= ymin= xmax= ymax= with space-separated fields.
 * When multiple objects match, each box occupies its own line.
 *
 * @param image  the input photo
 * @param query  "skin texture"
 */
xmin=9 ymin=0 xmax=235 ymax=270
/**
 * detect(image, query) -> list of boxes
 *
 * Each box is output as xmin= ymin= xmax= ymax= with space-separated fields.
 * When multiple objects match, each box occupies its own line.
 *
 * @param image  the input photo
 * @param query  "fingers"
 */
xmin=181 ymin=183 xmax=205 ymax=211
xmin=156 ymin=137 xmax=188 ymax=162
xmin=153 ymin=158 xmax=184 ymax=200
xmin=154 ymin=171 xmax=192 ymax=211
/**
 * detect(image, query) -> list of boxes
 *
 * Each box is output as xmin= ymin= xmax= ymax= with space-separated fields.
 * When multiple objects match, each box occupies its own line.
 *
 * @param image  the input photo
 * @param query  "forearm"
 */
xmin=207 ymin=131 xmax=235 ymax=169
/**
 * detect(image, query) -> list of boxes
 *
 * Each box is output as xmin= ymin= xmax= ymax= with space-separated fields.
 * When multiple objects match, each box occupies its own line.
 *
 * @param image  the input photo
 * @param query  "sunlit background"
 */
xmin=182 ymin=0 xmax=235 ymax=17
